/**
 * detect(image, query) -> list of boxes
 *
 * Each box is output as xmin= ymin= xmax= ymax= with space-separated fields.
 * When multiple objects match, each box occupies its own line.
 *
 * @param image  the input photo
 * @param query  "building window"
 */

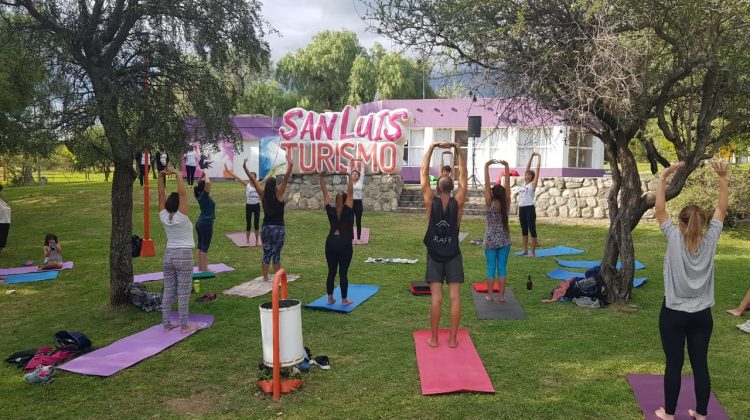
xmin=404 ymin=129 xmax=425 ymax=166
xmin=567 ymin=129 xmax=593 ymax=168
xmin=517 ymin=128 xmax=552 ymax=167
xmin=473 ymin=128 xmax=507 ymax=165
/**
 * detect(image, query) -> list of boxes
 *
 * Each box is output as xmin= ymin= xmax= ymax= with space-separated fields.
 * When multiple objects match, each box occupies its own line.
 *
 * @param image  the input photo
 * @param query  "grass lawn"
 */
xmin=1 ymin=181 xmax=748 ymax=419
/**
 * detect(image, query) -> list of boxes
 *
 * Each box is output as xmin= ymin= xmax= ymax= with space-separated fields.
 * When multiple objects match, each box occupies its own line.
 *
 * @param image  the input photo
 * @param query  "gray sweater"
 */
xmin=660 ymin=219 xmax=722 ymax=313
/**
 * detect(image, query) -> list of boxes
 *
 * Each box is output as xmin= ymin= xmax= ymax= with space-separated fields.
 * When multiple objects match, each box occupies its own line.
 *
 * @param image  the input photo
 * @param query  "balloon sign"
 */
xmin=278 ymin=105 xmax=411 ymax=174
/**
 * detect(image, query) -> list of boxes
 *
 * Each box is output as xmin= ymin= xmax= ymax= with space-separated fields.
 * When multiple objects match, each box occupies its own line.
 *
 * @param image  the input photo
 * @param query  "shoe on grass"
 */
xmin=24 ymin=365 xmax=54 ymax=384
xmin=738 ymin=320 xmax=750 ymax=334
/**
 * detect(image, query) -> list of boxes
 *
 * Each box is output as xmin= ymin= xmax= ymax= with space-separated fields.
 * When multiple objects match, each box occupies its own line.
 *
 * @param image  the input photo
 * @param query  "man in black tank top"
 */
xmin=421 ymin=141 xmax=468 ymax=348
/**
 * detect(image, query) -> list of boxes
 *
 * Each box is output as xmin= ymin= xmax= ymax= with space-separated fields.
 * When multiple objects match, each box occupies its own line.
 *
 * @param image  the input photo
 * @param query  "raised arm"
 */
xmin=454 ymin=143 xmax=468 ymax=205
xmin=532 ymin=152 xmax=541 ymax=189
xmin=242 ymin=158 xmax=253 ymax=180
xmin=224 ymin=164 xmax=249 ymax=186
xmin=275 ymin=160 xmax=294 ymax=201
xmin=500 ymin=159 xmax=511 ymax=207
xmin=484 ymin=159 xmax=496 ymax=207
xmin=202 ymin=171 xmax=211 ymax=193
xmin=421 ymin=143 xmax=439 ymax=206
xmin=174 ymin=167 xmax=188 ymax=215
xmin=319 ymin=171 xmax=331 ymax=205
xmin=158 ymin=168 xmax=167 ymax=211
xmin=346 ymin=172 xmax=354 ymax=208
xmin=711 ymin=160 xmax=729 ymax=222
xmin=655 ymin=162 xmax=685 ymax=224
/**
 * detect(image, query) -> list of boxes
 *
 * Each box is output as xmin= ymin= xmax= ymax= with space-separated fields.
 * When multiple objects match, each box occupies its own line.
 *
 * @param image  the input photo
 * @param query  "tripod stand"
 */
xmin=466 ymin=136 xmax=482 ymax=189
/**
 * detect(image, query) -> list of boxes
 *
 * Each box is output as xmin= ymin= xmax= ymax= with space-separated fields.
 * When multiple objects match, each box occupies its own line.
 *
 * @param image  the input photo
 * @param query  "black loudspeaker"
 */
xmin=468 ymin=116 xmax=482 ymax=138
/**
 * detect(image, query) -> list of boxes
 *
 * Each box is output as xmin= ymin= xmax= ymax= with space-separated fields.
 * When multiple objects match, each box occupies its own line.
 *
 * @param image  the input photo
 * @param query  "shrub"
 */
xmin=668 ymin=164 xmax=750 ymax=226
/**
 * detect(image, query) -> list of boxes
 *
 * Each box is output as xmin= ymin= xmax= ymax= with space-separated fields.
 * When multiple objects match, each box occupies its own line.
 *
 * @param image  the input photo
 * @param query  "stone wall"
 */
xmin=283 ymin=174 xmax=403 ymax=211
xmin=504 ymin=176 xmax=659 ymax=220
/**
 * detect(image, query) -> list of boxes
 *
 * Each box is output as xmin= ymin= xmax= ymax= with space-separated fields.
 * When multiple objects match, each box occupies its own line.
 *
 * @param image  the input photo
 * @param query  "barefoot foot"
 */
xmin=688 ymin=409 xmax=706 ymax=420
xmin=498 ymin=295 xmax=506 ymax=302
xmin=654 ymin=407 xmax=674 ymax=420
xmin=181 ymin=322 xmax=206 ymax=334
xmin=427 ymin=337 xmax=438 ymax=348
xmin=448 ymin=337 xmax=458 ymax=348
xmin=163 ymin=323 xmax=179 ymax=332
xmin=327 ymin=296 xmax=336 ymax=305
xmin=341 ymin=299 xmax=353 ymax=306
xmin=485 ymin=294 xmax=494 ymax=302
xmin=726 ymin=308 xmax=743 ymax=317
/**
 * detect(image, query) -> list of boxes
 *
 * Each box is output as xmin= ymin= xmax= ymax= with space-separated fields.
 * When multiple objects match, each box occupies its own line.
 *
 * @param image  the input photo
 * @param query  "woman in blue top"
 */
xmin=194 ymin=172 xmax=215 ymax=273
xmin=654 ymin=160 xmax=728 ymax=420
xmin=483 ymin=159 xmax=512 ymax=302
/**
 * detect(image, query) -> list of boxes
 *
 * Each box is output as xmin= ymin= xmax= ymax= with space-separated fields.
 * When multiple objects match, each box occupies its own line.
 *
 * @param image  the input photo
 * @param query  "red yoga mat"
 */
xmin=413 ymin=329 xmax=495 ymax=395
xmin=472 ymin=282 xmax=501 ymax=293
xmin=627 ymin=374 xmax=729 ymax=419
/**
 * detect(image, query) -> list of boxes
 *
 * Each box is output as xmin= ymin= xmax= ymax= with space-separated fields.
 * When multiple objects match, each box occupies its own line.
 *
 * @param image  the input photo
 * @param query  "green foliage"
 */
xmin=235 ymin=80 xmax=300 ymax=115
xmin=66 ymin=127 xmax=113 ymax=174
xmin=668 ymin=164 xmax=750 ymax=222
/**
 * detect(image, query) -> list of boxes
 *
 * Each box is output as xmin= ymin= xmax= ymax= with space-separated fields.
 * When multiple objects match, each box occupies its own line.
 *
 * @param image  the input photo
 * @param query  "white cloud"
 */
xmin=261 ymin=0 xmax=401 ymax=63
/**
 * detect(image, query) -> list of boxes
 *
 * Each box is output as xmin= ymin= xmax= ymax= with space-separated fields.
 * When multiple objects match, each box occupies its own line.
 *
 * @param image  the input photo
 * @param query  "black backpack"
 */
xmin=5 ymin=349 xmax=38 ymax=368
xmin=54 ymin=331 xmax=92 ymax=354
xmin=127 ymin=283 xmax=162 ymax=312
xmin=132 ymin=235 xmax=143 ymax=257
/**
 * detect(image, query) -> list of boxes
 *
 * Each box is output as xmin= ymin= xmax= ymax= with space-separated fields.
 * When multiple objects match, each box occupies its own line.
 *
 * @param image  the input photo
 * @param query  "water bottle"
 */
xmin=526 ymin=275 xmax=533 ymax=290
xmin=193 ymin=279 xmax=200 ymax=294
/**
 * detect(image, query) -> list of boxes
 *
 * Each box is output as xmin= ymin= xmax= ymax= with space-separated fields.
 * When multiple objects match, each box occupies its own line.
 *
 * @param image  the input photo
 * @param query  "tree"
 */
xmin=235 ymin=80 xmax=300 ymax=116
xmin=2 ymin=1 xmax=270 ymax=305
xmin=67 ymin=127 xmax=114 ymax=181
xmin=364 ymin=0 xmax=750 ymax=302
xmin=348 ymin=44 xmax=435 ymax=103
xmin=276 ymin=30 xmax=364 ymax=111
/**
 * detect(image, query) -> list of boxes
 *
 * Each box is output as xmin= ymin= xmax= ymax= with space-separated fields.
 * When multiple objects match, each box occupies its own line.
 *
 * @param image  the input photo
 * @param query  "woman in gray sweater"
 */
xmin=653 ymin=160 xmax=728 ymax=420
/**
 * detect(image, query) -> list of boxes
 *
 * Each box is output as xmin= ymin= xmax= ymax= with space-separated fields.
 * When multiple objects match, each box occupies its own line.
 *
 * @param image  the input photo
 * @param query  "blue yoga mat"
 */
xmin=547 ymin=268 xmax=646 ymax=288
xmin=556 ymin=259 xmax=645 ymax=270
xmin=305 ymin=284 xmax=380 ymax=313
xmin=513 ymin=246 xmax=584 ymax=257
xmin=3 ymin=270 xmax=59 ymax=284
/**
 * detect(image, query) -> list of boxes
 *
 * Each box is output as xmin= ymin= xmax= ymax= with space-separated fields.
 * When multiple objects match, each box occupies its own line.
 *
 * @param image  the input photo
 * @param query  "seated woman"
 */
xmin=726 ymin=289 xmax=750 ymax=317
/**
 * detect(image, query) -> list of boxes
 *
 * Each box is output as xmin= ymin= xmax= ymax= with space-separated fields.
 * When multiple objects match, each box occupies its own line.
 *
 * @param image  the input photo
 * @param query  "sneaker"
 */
xmin=738 ymin=320 xmax=750 ymax=333
xmin=24 ymin=365 xmax=54 ymax=384
xmin=313 ymin=355 xmax=331 ymax=370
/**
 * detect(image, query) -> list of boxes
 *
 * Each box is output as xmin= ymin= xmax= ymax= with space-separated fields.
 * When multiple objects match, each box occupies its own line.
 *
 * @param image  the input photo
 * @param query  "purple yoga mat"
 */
xmin=134 ymin=263 xmax=235 ymax=283
xmin=627 ymin=374 xmax=729 ymax=419
xmin=225 ymin=232 xmax=261 ymax=247
xmin=354 ymin=227 xmax=370 ymax=245
xmin=59 ymin=313 xmax=214 ymax=377
xmin=0 ymin=261 xmax=74 ymax=276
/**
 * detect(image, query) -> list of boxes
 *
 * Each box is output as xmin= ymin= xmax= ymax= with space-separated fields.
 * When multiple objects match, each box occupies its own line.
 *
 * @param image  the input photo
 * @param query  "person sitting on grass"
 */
xmin=483 ymin=159 xmax=512 ymax=302
xmin=421 ymin=141 xmax=468 ymax=348
xmin=319 ymin=170 xmax=355 ymax=305
xmin=653 ymin=160 xmax=729 ymax=420
xmin=158 ymin=166 xmax=203 ymax=334
xmin=40 ymin=233 xmax=64 ymax=270
xmin=726 ymin=289 xmax=750 ymax=317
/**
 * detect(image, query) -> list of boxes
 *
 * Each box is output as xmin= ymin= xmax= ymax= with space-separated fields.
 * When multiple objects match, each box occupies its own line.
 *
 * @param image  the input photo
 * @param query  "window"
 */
xmin=517 ymin=128 xmax=552 ymax=167
xmin=567 ymin=129 xmax=593 ymax=168
xmin=432 ymin=129 xmax=452 ymax=167
xmin=473 ymin=128 xmax=508 ymax=165
xmin=404 ymin=129 xmax=425 ymax=166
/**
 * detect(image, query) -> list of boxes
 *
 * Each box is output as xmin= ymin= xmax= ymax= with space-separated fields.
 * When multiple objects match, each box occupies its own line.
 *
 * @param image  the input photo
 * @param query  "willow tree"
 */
xmin=364 ymin=0 xmax=750 ymax=301
xmin=1 ymin=1 xmax=270 ymax=304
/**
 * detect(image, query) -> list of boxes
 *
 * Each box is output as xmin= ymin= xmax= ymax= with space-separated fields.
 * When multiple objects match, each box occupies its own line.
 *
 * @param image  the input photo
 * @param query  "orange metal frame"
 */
xmin=140 ymin=148 xmax=155 ymax=257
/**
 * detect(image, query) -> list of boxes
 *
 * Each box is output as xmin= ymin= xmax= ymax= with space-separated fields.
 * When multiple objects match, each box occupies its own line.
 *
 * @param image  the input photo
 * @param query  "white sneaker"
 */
xmin=737 ymin=320 xmax=750 ymax=333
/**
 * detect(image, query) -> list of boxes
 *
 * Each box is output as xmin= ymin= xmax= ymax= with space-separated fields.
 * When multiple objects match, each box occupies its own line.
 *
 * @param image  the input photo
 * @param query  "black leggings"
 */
xmin=245 ymin=203 xmax=260 ymax=231
xmin=659 ymin=301 xmax=713 ymax=416
xmin=519 ymin=205 xmax=537 ymax=237
xmin=325 ymin=235 xmax=353 ymax=299
xmin=137 ymin=164 xmax=146 ymax=186
xmin=186 ymin=166 xmax=196 ymax=186
xmin=353 ymin=199 xmax=363 ymax=238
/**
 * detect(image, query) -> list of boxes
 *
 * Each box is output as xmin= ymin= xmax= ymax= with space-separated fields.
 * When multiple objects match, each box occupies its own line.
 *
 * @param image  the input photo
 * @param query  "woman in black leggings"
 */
xmin=319 ymin=170 xmax=354 ymax=305
xmin=653 ymin=160 xmax=729 ymax=420
xmin=351 ymin=169 xmax=364 ymax=243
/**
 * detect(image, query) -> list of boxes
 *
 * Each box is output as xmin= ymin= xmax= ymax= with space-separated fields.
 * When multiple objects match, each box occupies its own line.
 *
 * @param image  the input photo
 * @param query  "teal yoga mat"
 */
xmin=556 ymin=259 xmax=645 ymax=270
xmin=513 ymin=246 xmax=584 ymax=257
xmin=2 ymin=270 xmax=59 ymax=284
xmin=305 ymin=284 xmax=379 ymax=313
xmin=546 ymin=268 xmax=646 ymax=287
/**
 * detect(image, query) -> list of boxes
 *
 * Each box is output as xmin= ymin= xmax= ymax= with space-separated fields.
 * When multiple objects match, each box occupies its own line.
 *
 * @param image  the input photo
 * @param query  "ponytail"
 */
xmin=679 ymin=205 xmax=706 ymax=253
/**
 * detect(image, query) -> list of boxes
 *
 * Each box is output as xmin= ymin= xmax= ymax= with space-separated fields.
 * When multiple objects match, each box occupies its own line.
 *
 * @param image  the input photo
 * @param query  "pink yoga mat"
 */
xmin=413 ymin=329 xmax=495 ymax=395
xmin=627 ymin=374 xmax=729 ymax=419
xmin=354 ymin=227 xmax=370 ymax=245
xmin=59 ymin=313 xmax=213 ymax=377
xmin=134 ymin=263 xmax=235 ymax=283
xmin=225 ymin=232 xmax=261 ymax=247
xmin=0 ymin=261 xmax=74 ymax=276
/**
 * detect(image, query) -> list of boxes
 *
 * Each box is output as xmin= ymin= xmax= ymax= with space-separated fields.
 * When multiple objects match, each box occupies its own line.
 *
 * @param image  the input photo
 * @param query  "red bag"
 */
xmin=25 ymin=345 xmax=75 ymax=371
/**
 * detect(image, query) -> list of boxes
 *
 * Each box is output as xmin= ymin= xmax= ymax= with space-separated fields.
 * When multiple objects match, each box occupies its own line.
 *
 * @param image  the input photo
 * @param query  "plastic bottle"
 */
xmin=526 ymin=275 xmax=533 ymax=290
xmin=193 ymin=279 xmax=200 ymax=294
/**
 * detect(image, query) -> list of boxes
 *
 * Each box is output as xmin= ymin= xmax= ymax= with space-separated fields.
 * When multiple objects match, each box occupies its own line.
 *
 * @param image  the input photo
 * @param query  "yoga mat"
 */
xmin=2 ymin=270 xmax=59 ymax=284
xmin=223 ymin=274 xmax=300 ymax=298
xmin=627 ymin=374 xmax=729 ymax=420
xmin=59 ymin=313 xmax=213 ymax=377
xmin=471 ymin=289 xmax=527 ymax=320
xmin=413 ymin=329 xmax=495 ymax=395
xmin=513 ymin=246 xmax=584 ymax=257
xmin=557 ymin=259 xmax=645 ymax=270
xmin=459 ymin=232 xmax=469 ymax=242
xmin=305 ymin=284 xmax=379 ymax=313
xmin=410 ymin=281 xmax=431 ymax=295
xmin=472 ymin=282 xmax=501 ymax=293
xmin=225 ymin=232 xmax=261 ymax=247
xmin=0 ymin=261 xmax=75 ymax=276
xmin=547 ymin=268 xmax=646 ymax=287
xmin=353 ymin=228 xmax=370 ymax=245
xmin=134 ymin=264 xmax=235 ymax=283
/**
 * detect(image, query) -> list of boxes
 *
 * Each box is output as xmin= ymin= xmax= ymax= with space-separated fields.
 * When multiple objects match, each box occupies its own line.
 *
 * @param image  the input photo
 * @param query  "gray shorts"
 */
xmin=425 ymin=252 xmax=464 ymax=284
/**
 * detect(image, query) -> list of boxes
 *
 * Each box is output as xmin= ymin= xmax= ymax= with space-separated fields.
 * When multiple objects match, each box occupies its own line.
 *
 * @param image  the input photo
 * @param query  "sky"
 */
xmin=260 ymin=0 xmax=400 ymax=63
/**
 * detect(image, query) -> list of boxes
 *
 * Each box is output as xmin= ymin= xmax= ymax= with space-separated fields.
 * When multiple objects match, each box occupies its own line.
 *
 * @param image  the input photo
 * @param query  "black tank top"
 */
xmin=262 ymin=192 xmax=285 ymax=226
xmin=325 ymin=204 xmax=354 ymax=241
xmin=423 ymin=196 xmax=460 ymax=262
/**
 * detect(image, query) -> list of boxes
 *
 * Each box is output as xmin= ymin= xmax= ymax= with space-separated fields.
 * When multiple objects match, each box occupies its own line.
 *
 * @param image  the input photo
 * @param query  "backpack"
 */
xmin=54 ymin=331 xmax=92 ymax=354
xmin=5 ymin=348 xmax=38 ymax=368
xmin=127 ymin=282 xmax=162 ymax=312
xmin=132 ymin=235 xmax=143 ymax=257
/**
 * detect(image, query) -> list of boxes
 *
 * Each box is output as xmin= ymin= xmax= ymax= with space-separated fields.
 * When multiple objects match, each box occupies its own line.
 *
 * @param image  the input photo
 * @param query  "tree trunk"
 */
xmin=22 ymin=161 xmax=35 ymax=186
xmin=109 ymin=160 xmax=135 ymax=305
